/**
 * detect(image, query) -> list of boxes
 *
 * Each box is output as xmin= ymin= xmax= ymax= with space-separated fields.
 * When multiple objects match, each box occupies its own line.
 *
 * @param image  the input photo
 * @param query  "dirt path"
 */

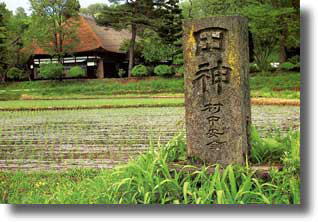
xmin=0 ymin=106 xmax=300 ymax=171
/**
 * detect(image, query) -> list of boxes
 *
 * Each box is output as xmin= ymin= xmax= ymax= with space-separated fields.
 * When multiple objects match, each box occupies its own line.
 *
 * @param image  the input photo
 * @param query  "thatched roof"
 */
xmin=32 ymin=15 xmax=131 ymax=55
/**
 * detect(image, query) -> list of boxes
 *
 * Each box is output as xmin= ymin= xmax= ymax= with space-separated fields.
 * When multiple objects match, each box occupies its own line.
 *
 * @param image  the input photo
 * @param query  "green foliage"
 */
xmin=281 ymin=131 xmax=300 ymax=173
xmin=173 ymin=53 xmax=184 ymax=65
xmin=250 ymin=127 xmax=284 ymax=164
xmin=80 ymin=3 xmax=106 ymax=18
xmin=28 ymin=0 xmax=80 ymax=58
xmin=0 ymin=130 xmax=300 ymax=204
xmin=176 ymin=66 xmax=184 ymax=76
xmin=253 ymin=45 xmax=272 ymax=72
xmin=118 ymin=69 xmax=126 ymax=78
xmin=6 ymin=67 xmax=24 ymax=80
xmin=97 ymin=1 xmax=183 ymax=76
xmin=97 ymin=0 xmax=159 ymax=77
xmin=242 ymin=2 xmax=296 ymax=69
xmin=280 ymin=55 xmax=300 ymax=71
xmin=68 ymin=66 xmax=86 ymax=78
xmin=250 ymin=63 xmax=259 ymax=73
xmin=0 ymin=3 xmax=11 ymax=81
xmin=119 ymin=39 xmax=143 ymax=59
xmin=154 ymin=65 xmax=174 ymax=77
xmin=156 ymin=0 xmax=183 ymax=43
xmin=155 ymin=0 xmax=183 ymax=58
xmin=131 ymin=64 xmax=149 ymax=77
xmin=141 ymin=34 xmax=175 ymax=63
xmin=5 ymin=6 xmax=31 ymax=69
xmin=279 ymin=62 xmax=298 ymax=71
xmin=0 ymin=71 xmax=300 ymax=100
xmin=288 ymin=55 xmax=300 ymax=65
xmin=181 ymin=0 xmax=300 ymax=64
xmin=250 ymin=72 xmax=300 ymax=99
xmin=250 ymin=72 xmax=300 ymax=90
xmin=0 ymin=98 xmax=184 ymax=110
xmin=39 ymin=63 xmax=64 ymax=80
xmin=0 ymin=77 xmax=185 ymax=100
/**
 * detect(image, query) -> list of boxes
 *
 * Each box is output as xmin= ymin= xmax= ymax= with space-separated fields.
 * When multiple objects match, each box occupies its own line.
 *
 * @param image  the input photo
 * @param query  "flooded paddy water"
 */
xmin=0 ymin=106 xmax=300 ymax=171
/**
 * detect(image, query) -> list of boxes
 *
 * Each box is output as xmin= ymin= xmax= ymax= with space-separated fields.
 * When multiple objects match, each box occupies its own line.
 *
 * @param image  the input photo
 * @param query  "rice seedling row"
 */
xmin=0 ymin=106 xmax=299 ymax=171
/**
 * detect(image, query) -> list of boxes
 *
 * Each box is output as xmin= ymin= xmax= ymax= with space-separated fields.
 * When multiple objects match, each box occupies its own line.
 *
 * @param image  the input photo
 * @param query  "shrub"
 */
xmin=118 ymin=69 xmax=126 ymax=78
xmin=279 ymin=62 xmax=298 ymax=71
xmin=288 ymin=55 xmax=300 ymax=65
xmin=173 ymin=54 xmax=184 ymax=65
xmin=280 ymin=56 xmax=300 ymax=71
xmin=39 ymin=63 xmax=64 ymax=80
xmin=175 ymin=66 xmax=184 ymax=77
xmin=6 ymin=67 xmax=25 ymax=80
xmin=154 ymin=65 xmax=174 ymax=77
xmin=131 ymin=64 xmax=148 ymax=77
xmin=68 ymin=66 xmax=86 ymax=78
xmin=250 ymin=63 xmax=259 ymax=73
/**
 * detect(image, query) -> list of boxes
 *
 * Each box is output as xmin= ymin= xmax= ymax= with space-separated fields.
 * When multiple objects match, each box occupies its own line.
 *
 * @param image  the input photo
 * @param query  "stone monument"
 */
xmin=183 ymin=16 xmax=251 ymax=166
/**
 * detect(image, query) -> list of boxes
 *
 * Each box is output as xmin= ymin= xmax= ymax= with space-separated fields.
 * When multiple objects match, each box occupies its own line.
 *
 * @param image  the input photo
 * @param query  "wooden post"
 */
xmin=183 ymin=16 xmax=251 ymax=166
xmin=96 ymin=58 xmax=104 ymax=79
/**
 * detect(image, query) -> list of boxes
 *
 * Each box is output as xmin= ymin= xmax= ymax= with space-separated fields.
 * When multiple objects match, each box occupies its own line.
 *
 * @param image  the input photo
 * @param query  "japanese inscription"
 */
xmin=195 ymin=28 xmax=227 ymax=54
xmin=183 ymin=16 xmax=251 ymax=166
xmin=193 ymin=28 xmax=232 ymax=98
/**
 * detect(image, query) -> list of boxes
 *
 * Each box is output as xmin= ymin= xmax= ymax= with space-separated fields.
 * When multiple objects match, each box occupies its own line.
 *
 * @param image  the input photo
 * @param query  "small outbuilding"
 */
xmin=28 ymin=15 xmax=131 ymax=79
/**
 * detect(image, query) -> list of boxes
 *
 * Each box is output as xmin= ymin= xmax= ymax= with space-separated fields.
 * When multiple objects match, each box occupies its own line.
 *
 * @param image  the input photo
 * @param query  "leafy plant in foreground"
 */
xmin=0 ymin=129 xmax=300 ymax=204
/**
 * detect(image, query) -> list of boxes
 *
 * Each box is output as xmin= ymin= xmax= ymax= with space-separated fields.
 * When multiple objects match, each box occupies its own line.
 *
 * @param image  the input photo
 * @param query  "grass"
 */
xmin=0 ymin=77 xmax=184 ymax=101
xmin=0 ymin=130 xmax=300 ymax=204
xmin=0 ymin=72 xmax=300 ymax=100
xmin=0 ymin=97 xmax=185 ymax=110
xmin=250 ymin=72 xmax=300 ymax=99
xmin=0 ymin=97 xmax=300 ymax=111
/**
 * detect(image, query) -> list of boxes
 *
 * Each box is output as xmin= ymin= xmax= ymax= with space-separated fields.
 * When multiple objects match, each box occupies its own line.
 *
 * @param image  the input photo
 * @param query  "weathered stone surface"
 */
xmin=183 ymin=16 xmax=251 ymax=166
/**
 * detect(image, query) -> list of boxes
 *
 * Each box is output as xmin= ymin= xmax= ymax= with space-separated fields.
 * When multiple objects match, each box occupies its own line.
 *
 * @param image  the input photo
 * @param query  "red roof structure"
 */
xmin=32 ymin=15 xmax=131 ymax=55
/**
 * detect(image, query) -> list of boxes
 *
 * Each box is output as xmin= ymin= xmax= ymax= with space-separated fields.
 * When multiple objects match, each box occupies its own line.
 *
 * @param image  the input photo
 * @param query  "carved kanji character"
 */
xmin=211 ymin=60 xmax=231 ymax=95
xmin=207 ymin=116 xmax=221 ymax=126
xmin=206 ymin=128 xmax=224 ymax=138
xmin=193 ymin=63 xmax=211 ymax=96
xmin=201 ymin=103 xmax=223 ymax=114
xmin=197 ymin=31 xmax=224 ymax=53
xmin=206 ymin=140 xmax=226 ymax=151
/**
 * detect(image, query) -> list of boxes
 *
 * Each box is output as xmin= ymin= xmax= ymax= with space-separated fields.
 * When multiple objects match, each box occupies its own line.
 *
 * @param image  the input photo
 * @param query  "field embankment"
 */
xmin=0 ymin=72 xmax=300 ymax=101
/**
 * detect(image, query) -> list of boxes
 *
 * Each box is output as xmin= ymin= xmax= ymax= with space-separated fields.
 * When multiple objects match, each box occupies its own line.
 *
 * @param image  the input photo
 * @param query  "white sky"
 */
xmin=0 ymin=0 xmax=110 ymax=14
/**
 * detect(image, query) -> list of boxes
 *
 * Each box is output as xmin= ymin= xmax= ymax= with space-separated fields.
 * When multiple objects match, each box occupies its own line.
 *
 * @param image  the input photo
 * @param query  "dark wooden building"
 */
xmin=29 ymin=15 xmax=131 ymax=79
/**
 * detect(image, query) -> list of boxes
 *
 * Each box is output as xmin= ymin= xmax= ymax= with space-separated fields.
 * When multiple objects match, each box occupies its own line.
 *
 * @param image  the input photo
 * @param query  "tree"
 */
xmin=97 ymin=0 xmax=159 ymax=77
xmin=28 ymin=0 xmax=81 ymax=63
xmin=155 ymin=0 xmax=183 ymax=61
xmin=6 ymin=7 xmax=31 ymax=70
xmin=15 ymin=7 xmax=27 ymax=17
xmin=180 ymin=0 xmax=300 ymax=69
xmin=241 ymin=0 xmax=299 ymax=66
xmin=0 ymin=3 xmax=11 ymax=82
xmin=155 ymin=0 xmax=183 ymax=43
xmin=269 ymin=0 xmax=300 ymax=63
xmin=80 ymin=3 xmax=106 ymax=18
xmin=141 ymin=33 xmax=175 ymax=63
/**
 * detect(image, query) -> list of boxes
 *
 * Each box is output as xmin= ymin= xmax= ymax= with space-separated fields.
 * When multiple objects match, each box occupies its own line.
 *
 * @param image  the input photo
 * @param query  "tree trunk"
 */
xmin=188 ymin=0 xmax=193 ymax=18
xmin=279 ymin=31 xmax=287 ymax=64
xmin=128 ymin=24 xmax=137 ymax=78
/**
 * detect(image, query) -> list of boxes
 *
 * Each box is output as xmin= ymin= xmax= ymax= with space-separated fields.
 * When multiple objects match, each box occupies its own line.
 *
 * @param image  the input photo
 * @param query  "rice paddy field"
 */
xmin=0 ymin=106 xmax=300 ymax=172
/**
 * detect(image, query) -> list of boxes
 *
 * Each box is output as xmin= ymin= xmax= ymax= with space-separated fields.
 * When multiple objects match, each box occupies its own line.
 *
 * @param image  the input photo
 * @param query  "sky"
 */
xmin=0 ymin=0 xmax=109 ymax=14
